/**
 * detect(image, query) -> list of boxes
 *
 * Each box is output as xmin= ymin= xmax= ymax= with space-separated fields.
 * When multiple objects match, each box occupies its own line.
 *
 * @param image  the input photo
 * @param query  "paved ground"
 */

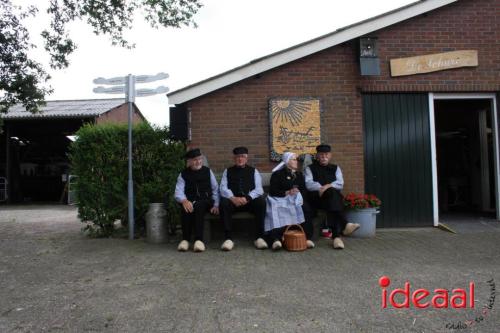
xmin=439 ymin=212 xmax=500 ymax=234
xmin=0 ymin=205 xmax=499 ymax=332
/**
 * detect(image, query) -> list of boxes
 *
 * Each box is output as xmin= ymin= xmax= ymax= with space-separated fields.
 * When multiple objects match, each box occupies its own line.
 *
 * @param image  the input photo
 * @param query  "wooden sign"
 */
xmin=269 ymin=98 xmax=321 ymax=161
xmin=390 ymin=50 xmax=478 ymax=77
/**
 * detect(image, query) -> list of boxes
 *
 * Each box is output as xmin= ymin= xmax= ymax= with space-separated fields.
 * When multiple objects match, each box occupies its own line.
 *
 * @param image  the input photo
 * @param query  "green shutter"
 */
xmin=363 ymin=93 xmax=433 ymax=227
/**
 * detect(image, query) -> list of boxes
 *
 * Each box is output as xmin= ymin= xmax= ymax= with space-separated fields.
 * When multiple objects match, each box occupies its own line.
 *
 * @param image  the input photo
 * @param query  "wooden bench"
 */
xmin=203 ymin=172 xmax=325 ymax=242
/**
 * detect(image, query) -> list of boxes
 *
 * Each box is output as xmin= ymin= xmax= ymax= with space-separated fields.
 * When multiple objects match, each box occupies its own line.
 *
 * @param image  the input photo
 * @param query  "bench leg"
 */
xmin=312 ymin=216 xmax=321 ymax=241
xmin=203 ymin=218 xmax=211 ymax=243
xmin=312 ymin=211 xmax=327 ymax=241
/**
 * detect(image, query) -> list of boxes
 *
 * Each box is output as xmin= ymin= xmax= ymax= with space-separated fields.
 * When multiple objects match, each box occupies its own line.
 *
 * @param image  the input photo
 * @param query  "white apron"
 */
xmin=264 ymin=193 xmax=305 ymax=232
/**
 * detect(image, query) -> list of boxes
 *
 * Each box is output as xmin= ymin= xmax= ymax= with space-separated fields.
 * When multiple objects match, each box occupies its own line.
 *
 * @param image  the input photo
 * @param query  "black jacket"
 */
xmin=269 ymin=167 xmax=307 ymax=197
xmin=226 ymin=165 xmax=255 ymax=196
xmin=308 ymin=160 xmax=338 ymax=185
xmin=181 ymin=166 xmax=212 ymax=202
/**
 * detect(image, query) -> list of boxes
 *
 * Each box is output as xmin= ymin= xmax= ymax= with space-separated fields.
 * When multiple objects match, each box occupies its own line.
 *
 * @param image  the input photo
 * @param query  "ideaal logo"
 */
xmin=379 ymin=276 xmax=496 ymax=330
xmin=445 ymin=279 xmax=496 ymax=330
xmin=379 ymin=276 xmax=474 ymax=309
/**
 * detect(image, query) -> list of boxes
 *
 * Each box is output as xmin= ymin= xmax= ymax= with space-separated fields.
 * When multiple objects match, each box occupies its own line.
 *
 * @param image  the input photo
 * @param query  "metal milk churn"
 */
xmin=146 ymin=203 xmax=167 ymax=243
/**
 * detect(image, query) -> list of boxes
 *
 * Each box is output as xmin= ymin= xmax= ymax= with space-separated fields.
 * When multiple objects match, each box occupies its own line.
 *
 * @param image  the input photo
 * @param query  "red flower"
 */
xmin=343 ymin=193 xmax=381 ymax=209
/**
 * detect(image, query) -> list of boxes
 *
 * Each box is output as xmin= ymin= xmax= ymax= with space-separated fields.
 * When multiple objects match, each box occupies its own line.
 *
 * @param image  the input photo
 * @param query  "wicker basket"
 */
xmin=283 ymin=224 xmax=307 ymax=251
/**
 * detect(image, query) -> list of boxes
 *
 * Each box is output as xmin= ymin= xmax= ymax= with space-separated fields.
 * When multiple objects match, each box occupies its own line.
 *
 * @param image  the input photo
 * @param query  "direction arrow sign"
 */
xmin=93 ymin=85 xmax=126 ymax=94
xmin=135 ymin=72 xmax=169 ymax=84
xmin=135 ymin=86 xmax=169 ymax=97
xmin=93 ymin=76 xmax=126 ymax=85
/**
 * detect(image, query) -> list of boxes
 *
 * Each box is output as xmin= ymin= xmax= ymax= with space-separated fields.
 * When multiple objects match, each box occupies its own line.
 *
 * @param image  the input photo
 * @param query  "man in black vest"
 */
xmin=305 ymin=144 xmax=360 ymax=249
xmin=174 ymin=148 xmax=219 ymax=252
xmin=219 ymin=147 xmax=267 ymax=251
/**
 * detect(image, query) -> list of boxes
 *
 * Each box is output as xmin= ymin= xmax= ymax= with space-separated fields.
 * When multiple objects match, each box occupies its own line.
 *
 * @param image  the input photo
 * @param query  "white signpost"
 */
xmin=93 ymin=73 xmax=169 ymax=240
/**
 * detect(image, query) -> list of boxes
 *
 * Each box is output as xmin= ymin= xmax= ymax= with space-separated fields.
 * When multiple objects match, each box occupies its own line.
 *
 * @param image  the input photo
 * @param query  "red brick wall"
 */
xmin=96 ymin=104 xmax=145 ymax=124
xmin=360 ymin=0 xmax=500 ymax=92
xmin=185 ymin=0 xmax=499 ymax=193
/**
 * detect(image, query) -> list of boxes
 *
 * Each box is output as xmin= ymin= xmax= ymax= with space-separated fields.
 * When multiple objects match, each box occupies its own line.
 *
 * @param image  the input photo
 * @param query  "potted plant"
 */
xmin=343 ymin=193 xmax=381 ymax=238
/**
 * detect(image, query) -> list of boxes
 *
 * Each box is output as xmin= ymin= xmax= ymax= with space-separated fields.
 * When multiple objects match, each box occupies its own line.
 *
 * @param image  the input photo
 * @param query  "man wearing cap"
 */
xmin=304 ymin=144 xmax=360 ymax=249
xmin=219 ymin=147 xmax=267 ymax=251
xmin=174 ymin=148 xmax=219 ymax=252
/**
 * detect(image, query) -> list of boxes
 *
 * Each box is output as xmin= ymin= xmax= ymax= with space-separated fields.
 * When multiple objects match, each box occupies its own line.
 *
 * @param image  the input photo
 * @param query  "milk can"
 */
xmin=146 ymin=203 xmax=168 ymax=243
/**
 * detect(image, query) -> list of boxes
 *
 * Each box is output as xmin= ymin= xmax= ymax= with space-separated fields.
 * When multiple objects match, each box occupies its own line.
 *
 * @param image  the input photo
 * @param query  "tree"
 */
xmin=0 ymin=0 xmax=202 ymax=114
xmin=0 ymin=1 xmax=49 ymax=115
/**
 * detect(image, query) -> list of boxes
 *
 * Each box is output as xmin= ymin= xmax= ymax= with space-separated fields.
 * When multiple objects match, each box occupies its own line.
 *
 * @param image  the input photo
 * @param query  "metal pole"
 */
xmin=93 ymin=72 xmax=168 ymax=239
xmin=127 ymin=74 xmax=135 ymax=240
xmin=5 ymin=125 xmax=10 ymax=203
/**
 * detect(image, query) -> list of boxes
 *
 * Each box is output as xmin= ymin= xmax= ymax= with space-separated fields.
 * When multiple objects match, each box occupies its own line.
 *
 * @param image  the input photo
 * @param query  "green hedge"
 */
xmin=69 ymin=123 xmax=185 ymax=237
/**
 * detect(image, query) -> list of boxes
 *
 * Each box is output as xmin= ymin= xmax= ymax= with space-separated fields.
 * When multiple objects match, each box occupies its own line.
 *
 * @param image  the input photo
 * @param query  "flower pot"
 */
xmin=345 ymin=208 xmax=379 ymax=238
xmin=146 ymin=203 xmax=168 ymax=244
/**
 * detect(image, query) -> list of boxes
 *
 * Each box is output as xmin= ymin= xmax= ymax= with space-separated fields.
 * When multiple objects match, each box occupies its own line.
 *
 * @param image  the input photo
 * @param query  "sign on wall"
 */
xmin=269 ymin=98 xmax=321 ymax=161
xmin=390 ymin=50 xmax=478 ymax=77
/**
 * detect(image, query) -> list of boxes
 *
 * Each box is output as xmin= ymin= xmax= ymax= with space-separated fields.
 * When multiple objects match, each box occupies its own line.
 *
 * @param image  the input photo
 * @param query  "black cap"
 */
xmin=233 ymin=146 xmax=248 ymax=155
xmin=185 ymin=148 xmax=202 ymax=159
xmin=316 ymin=144 xmax=331 ymax=153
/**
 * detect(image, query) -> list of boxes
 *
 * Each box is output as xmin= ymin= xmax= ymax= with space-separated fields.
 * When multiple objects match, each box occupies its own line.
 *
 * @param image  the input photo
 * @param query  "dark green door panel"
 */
xmin=363 ymin=93 xmax=433 ymax=227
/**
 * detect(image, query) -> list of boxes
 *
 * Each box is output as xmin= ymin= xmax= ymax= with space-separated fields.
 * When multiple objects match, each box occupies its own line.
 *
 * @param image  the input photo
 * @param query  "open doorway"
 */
xmin=434 ymin=98 xmax=497 ymax=223
xmin=1 ymin=118 xmax=84 ymax=204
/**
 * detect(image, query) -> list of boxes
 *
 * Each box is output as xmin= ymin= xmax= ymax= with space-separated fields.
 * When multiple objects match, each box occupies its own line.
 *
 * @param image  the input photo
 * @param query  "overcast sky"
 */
xmin=20 ymin=0 xmax=415 ymax=126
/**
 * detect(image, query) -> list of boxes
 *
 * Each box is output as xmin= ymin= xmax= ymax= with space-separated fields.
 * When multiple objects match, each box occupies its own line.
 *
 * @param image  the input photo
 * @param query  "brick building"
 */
xmin=0 ymin=99 xmax=145 ymax=203
xmin=168 ymin=0 xmax=500 ymax=227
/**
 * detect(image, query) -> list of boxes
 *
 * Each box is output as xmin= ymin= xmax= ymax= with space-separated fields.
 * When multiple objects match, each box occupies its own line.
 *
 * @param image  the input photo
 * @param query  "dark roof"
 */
xmin=1 ymin=98 xmax=126 ymax=120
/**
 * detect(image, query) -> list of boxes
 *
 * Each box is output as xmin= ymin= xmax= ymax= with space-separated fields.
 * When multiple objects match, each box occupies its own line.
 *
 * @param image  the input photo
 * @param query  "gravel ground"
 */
xmin=0 ymin=205 xmax=499 ymax=332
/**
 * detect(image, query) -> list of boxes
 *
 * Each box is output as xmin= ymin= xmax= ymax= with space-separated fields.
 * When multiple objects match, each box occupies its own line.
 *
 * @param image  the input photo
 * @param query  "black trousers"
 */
xmin=180 ymin=199 xmax=212 ymax=242
xmin=309 ymin=188 xmax=348 ymax=238
xmin=220 ymin=196 xmax=266 ymax=240
xmin=268 ymin=200 xmax=314 ymax=241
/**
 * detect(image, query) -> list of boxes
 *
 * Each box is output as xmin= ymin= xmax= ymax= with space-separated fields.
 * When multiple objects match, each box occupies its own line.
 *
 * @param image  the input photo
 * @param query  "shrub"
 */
xmin=69 ymin=123 xmax=185 ymax=237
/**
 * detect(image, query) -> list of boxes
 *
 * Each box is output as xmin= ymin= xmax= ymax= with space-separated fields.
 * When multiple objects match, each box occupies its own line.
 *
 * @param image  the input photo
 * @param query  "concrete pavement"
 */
xmin=0 ymin=205 xmax=499 ymax=332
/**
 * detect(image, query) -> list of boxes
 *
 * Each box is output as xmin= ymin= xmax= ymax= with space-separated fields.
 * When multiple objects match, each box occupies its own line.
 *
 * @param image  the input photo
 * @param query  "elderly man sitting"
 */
xmin=174 ymin=148 xmax=219 ymax=252
xmin=304 ymin=144 xmax=359 ymax=249
xmin=219 ymin=147 xmax=267 ymax=251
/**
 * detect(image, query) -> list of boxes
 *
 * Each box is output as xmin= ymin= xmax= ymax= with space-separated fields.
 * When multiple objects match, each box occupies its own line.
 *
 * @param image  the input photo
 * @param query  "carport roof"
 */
xmin=1 ymin=98 xmax=126 ymax=119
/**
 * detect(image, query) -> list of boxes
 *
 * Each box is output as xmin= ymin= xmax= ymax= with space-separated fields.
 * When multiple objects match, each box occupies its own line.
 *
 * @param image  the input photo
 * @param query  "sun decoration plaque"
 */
xmin=269 ymin=98 xmax=321 ymax=161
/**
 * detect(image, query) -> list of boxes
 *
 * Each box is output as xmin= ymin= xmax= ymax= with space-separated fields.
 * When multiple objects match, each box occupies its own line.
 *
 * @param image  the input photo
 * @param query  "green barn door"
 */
xmin=363 ymin=93 xmax=433 ymax=227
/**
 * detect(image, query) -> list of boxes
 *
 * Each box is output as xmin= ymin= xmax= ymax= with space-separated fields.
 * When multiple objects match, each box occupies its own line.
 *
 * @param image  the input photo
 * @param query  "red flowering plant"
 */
xmin=343 ymin=193 xmax=381 ymax=209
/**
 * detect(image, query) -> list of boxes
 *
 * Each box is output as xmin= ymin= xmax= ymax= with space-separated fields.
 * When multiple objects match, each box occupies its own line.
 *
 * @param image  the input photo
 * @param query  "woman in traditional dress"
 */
xmin=264 ymin=152 xmax=315 ymax=250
